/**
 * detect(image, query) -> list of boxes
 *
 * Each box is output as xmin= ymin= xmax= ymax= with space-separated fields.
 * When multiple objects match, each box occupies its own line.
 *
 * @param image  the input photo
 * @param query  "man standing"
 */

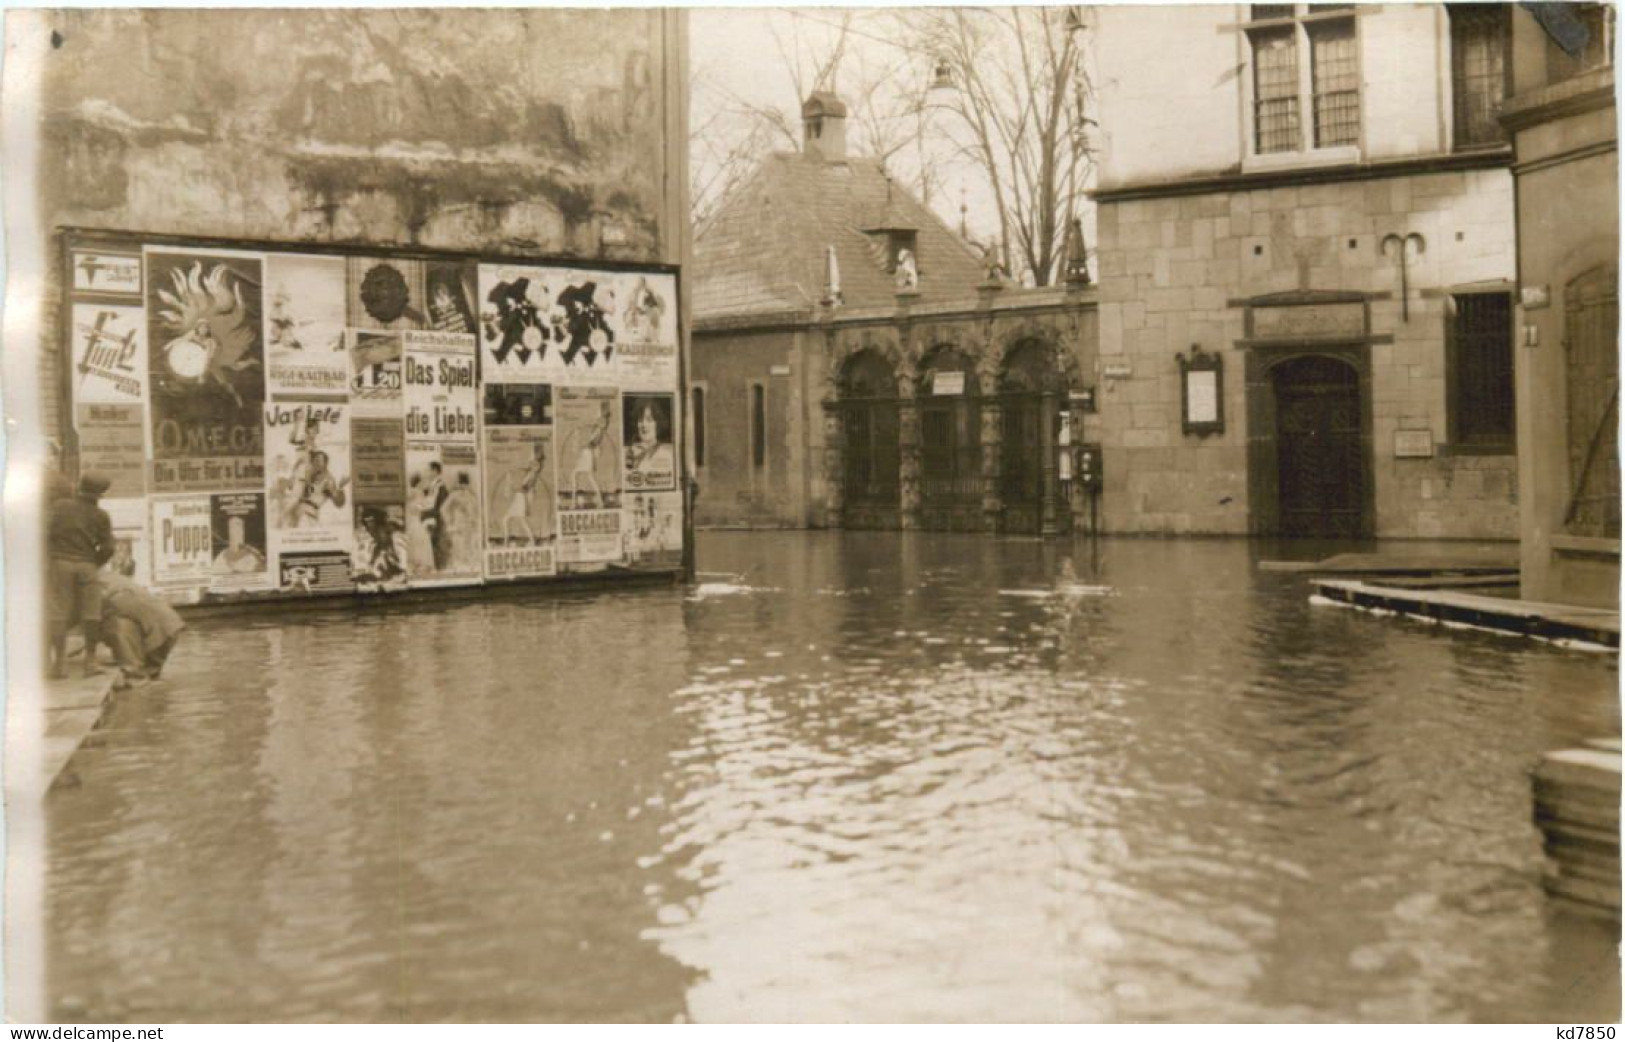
xmin=48 ymin=474 xmax=114 ymax=679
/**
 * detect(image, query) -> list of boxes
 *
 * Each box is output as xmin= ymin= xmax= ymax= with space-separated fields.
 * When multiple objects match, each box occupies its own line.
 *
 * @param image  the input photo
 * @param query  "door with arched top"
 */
xmin=838 ymin=350 xmax=901 ymax=528
xmin=999 ymin=342 xmax=1063 ymax=535
xmin=1272 ymin=355 xmax=1364 ymax=537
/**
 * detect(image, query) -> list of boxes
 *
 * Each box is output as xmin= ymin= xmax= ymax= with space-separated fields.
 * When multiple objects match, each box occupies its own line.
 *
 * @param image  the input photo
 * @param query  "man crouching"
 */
xmin=98 ymin=572 xmax=187 ymax=690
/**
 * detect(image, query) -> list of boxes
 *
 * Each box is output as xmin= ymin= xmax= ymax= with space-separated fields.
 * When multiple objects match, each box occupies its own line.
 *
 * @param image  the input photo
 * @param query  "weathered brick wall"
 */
xmin=19 ymin=8 xmax=684 ymax=449
xmin=1095 ymin=167 xmax=1518 ymax=538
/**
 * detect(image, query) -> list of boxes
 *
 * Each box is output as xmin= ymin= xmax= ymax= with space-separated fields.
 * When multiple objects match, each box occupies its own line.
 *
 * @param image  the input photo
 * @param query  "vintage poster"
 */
xmin=483 ymin=426 xmax=556 ymax=580
xmin=74 ymin=403 xmax=147 ymax=498
xmin=353 ymin=504 xmax=408 ymax=592
xmin=150 ymin=495 xmax=214 ymax=596
xmin=349 ymin=329 xmax=403 ymax=417
xmin=265 ymin=401 xmax=353 ymax=577
xmin=352 ymin=417 xmax=406 ymax=505
xmin=103 ymin=498 xmax=152 ymax=587
xmin=484 ymin=383 xmax=552 ymax=427
xmin=209 ymin=491 xmax=270 ymax=592
xmin=622 ymin=392 xmax=677 ymax=493
xmin=623 ymin=491 xmax=683 ymax=571
xmin=71 ymin=249 xmax=142 ymax=297
xmin=478 ymin=265 xmax=620 ymax=386
xmin=146 ymin=248 xmax=265 ymax=493
xmin=404 ymin=330 xmax=478 ymax=444
xmin=606 ymin=271 xmax=679 ymax=390
xmin=555 ymin=386 xmax=621 ymax=511
xmin=69 ymin=303 xmax=146 ymax=405
xmin=404 ymin=442 xmax=482 ymax=587
xmin=425 ymin=261 xmax=479 ymax=335
xmin=348 ymin=257 xmax=427 ymax=331
xmin=265 ymin=254 xmax=349 ymax=397
xmin=557 ymin=508 xmax=623 ymax=567
xmin=277 ymin=551 xmax=354 ymax=596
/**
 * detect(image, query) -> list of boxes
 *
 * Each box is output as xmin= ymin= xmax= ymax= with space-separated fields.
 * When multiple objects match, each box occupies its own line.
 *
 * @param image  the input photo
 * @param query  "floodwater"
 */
xmin=45 ymin=533 xmax=1621 ymax=1022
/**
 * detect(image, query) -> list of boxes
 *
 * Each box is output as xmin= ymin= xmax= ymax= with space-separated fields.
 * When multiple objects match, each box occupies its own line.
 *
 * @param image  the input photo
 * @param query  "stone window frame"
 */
xmin=1240 ymin=4 xmax=1364 ymax=171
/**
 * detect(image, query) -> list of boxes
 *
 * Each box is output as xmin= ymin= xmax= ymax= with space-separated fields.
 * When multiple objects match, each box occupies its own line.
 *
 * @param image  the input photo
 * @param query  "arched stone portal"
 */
xmin=998 ymin=339 xmax=1069 ymax=535
xmin=916 ymin=346 xmax=983 ymax=530
xmin=836 ymin=349 xmax=901 ymax=529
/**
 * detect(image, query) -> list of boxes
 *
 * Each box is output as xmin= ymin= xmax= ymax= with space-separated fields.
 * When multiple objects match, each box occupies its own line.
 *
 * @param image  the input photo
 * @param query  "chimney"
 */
xmin=801 ymin=92 xmax=848 ymax=161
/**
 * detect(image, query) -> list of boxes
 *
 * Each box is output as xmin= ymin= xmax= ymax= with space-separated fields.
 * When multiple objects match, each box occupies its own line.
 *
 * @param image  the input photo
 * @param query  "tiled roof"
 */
xmin=694 ymin=151 xmax=992 ymax=320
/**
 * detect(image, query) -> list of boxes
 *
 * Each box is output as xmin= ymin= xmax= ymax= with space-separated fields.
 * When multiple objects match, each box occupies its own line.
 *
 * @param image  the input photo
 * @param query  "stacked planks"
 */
xmin=1533 ymin=743 xmax=1622 ymax=918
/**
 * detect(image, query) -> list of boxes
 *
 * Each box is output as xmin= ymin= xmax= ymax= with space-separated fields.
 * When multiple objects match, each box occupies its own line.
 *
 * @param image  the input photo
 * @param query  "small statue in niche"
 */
xmin=895 ymin=248 xmax=920 ymax=291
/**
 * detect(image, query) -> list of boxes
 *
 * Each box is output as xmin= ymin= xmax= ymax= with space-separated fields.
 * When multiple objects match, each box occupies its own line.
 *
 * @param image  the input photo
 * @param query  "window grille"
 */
xmin=1252 ymin=27 xmax=1301 ymax=153
xmin=1448 ymin=293 xmax=1515 ymax=448
xmin=1450 ymin=5 xmax=1510 ymax=149
xmin=1310 ymin=19 xmax=1360 ymax=147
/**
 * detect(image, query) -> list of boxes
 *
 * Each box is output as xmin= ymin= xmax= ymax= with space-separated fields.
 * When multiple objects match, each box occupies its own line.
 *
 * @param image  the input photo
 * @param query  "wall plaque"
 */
xmin=1394 ymin=429 xmax=1435 ymax=458
xmin=932 ymin=371 xmax=965 ymax=396
xmin=1251 ymin=302 xmax=1366 ymax=341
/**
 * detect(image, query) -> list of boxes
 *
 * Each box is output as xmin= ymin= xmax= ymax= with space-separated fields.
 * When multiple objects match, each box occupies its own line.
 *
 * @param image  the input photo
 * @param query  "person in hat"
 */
xmin=47 ymin=474 xmax=114 ymax=679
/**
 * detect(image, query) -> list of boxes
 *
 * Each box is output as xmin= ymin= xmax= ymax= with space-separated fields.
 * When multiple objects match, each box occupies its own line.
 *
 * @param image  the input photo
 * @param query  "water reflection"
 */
xmin=47 ymin=533 xmax=1619 ymax=1022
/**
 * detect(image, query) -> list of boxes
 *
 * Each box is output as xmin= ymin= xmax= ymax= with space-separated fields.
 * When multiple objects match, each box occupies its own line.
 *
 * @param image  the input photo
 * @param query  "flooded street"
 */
xmin=46 ymin=533 xmax=1620 ymax=1022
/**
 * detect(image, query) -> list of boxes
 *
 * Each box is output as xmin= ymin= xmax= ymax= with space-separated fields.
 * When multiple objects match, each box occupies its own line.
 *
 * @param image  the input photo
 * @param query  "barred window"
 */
xmin=1246 ymin=5 xmax=1361 ymax=157
xmin=1447 ymin=293 xmax=1515 ymax=450
xmin=1310 ymin=20 xmax=1359 ymax=147
xmin=1450 ymin=4 xmax=1510 ymax=149
xmin=1252 ymin=27 xmax=1301 ymax=154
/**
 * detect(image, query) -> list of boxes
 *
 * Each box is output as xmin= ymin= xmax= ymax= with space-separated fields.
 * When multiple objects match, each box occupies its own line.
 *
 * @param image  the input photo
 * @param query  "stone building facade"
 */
xmin=1090 ymin=4 xmax=1520 ymax=539
xmin=1504 ymin=4 xmax=1618 ymax=608
xmin=692 ymin=95 xmax=1098 ymax=534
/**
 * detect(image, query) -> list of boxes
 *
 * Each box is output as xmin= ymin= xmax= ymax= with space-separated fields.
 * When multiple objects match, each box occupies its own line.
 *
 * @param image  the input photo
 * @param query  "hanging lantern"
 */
xmin=930 ymin=59 xmax=954 ymax=91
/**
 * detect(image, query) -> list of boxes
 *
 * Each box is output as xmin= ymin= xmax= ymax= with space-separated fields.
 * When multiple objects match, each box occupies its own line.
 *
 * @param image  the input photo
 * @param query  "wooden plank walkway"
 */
xmin=1534 ymin=748 xmax=1622 ymax=920
xmin=1260 ymin=549 xmax=1520 ymax=575
xmin=1311 ymin=579 xmax=1619 ymax=649
xmin=41 ymin=668 xmax=118 ymax=793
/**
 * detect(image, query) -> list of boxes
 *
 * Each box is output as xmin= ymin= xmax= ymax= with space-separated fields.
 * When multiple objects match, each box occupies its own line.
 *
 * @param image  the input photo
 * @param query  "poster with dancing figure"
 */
xmin=405 ymin=442 xmax=482 ymax=587
xmin=145 ymin=249 xmax=265 ymax=493
xmin=555 ymin=386 xmax=621 ymax=512
xmin=264 ymin=254 xmax=349 ymax=397
xmin=483 ymin=426 xmax=556 ymax=580
xmin=478 ymin=265 xmax=620 ymax=387
xmin=265 ymin=401 xmax=353 ymax=586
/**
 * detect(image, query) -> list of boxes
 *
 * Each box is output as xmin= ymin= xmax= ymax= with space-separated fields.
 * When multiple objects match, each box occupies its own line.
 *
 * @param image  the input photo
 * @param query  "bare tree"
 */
xmin=899 ymin=7 xmax=1095 ymax=286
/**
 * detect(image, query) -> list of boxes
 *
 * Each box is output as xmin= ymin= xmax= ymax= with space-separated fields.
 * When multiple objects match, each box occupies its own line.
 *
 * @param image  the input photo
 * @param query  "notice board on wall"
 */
xmin=61 ymin=232 xmax=685 ymax=604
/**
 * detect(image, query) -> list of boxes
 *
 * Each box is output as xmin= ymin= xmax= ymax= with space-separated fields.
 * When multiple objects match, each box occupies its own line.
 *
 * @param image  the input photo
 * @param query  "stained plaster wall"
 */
xmin=14 ymin=8 xmax=686 ymax=443
xmin=1095 ymin=168 xmax=1519 ymax=538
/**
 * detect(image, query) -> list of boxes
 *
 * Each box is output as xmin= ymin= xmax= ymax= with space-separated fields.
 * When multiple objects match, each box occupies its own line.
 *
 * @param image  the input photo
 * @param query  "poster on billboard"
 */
xmin=348 ymin=257 xmax=428 ymax=331
xmin=277 ymin=551 xmax=354 ymax=596
xmin=351 ymin=416 xmax=405 ymax=506
xmin=404 ymin=442 xmax=481 ymax=587
xmin=209 ymin=491 xmax=270 ymax=593
xmin=557 ymin=508 xmax=622 ymax=567
xmin=483 ymin=425 xmax=556 ymax=580
xmin=70 ymin=303 xmax=146 ymax=405
xmin=103 ymin=498 xmax=152 ymax=587
xmin=349 ymin=329 xmax=403 ymax=418
xmin=146 ymin=248 xmax=265 ymax=493
xmin=404 ymin=330 xmax=478 ymax=444
xmin=150 ymin=495 xmax=213 ymax=597
xmin=478 ymin=265 xmax=623 ymax=386
xmin=75 ymin=403 xmax=147 ymax=499
xmin=71 ymin=249 xmax=142 ymax=297
xmin=621 ymin=392 xmax=677 ymax=493
xmin=353 ymin=504 xmax=409 ymax=592
xmin=606 ymin=271 xmax=679 ymax=391
xmin=483 ymin=383 xmax=552 ymax=427
xmin=555 ymin=386 xmax=621 ymax=512
xmin=265 ymin=401 xmax=353 ymax=582
xmin=623 ymin=491 xmax=683 ymax=571
xmin=265 ymin=254 xmax=349 ymax=398
xmin=425 ymin=261 xmax=479 ymax=336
